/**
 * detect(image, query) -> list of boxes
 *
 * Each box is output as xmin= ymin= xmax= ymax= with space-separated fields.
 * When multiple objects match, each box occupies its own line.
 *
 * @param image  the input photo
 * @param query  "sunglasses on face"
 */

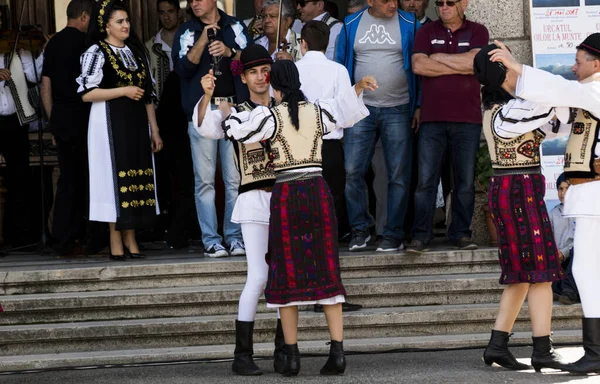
xmin=297 ymin=0 xmax=318 ymax=7
xmin=435 ymin=0 xmax=461 ymax=7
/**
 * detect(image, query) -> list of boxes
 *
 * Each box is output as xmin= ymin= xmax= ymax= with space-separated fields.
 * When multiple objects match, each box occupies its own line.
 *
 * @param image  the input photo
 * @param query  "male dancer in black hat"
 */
xmin=490 ymin=34 xmax=600 ymax=375
xmin=193 ymin=44 xmax=282 ymax=376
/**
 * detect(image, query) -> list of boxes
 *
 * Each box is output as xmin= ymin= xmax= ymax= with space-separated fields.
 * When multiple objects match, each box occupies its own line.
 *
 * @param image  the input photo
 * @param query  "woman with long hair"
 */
xmin=474 ymin=44 xmax=568 ymax=372
xmin=76 ymin=0 xmax=163 ymax=261
xmin=222 ymin=60 xmax=374 ymax=376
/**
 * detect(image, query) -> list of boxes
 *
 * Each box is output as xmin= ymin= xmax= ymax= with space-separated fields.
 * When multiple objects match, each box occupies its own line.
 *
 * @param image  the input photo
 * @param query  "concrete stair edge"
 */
xmin=0 ymin=330 xmax=583 ymax=373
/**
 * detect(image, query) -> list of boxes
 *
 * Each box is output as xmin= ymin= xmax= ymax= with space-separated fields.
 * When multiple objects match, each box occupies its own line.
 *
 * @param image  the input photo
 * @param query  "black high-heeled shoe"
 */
xmin=109 ymin=252 xmax=126 ymax=261
xmin=124 ymin=246 xmax=145 ymax=259
xmin=108 ymin=243 xmax=126 ymax=261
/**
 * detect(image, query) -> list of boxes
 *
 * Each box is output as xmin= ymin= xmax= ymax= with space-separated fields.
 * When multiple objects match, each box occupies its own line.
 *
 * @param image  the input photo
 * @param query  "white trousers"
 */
xmin=237 ymin=222 xmax=270 ymax=322
xmin=572 ymin=217 xmax=600 ymax=318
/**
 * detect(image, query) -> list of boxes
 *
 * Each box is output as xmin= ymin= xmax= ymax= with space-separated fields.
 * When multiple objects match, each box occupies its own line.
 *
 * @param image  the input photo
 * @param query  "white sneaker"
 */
xmin=229 ymin=240 xmax=246 ymax=256
xmin=204 ymin=243 xmax=229 ymax=258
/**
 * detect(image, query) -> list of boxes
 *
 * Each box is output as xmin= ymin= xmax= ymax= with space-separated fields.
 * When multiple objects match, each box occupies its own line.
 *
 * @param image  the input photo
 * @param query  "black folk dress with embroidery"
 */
xmin=77 ymin=42 xmax=159 ymax=230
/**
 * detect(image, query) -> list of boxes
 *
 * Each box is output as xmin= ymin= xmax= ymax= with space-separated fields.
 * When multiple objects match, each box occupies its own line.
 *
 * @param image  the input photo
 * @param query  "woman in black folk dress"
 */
xmin=77 ymin=0 xmax=163 ymax=261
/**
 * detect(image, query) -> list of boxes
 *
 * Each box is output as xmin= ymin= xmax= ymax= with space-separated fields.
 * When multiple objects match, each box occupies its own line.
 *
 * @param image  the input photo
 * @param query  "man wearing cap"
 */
xmin=193 ymin=45 xmax=283 ymax=377
xmin=490 ymin=34 xmax=600 ymax=375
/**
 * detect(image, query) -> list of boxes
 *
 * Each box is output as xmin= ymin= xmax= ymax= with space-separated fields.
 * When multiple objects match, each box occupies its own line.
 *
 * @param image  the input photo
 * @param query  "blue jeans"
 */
xmin=412 ymin=122 xmax=482 ymax=243
xmin=344 ymin=104 xmax=412 ymax=240
xmin=188 ymin=122 xmax=241 ymax=248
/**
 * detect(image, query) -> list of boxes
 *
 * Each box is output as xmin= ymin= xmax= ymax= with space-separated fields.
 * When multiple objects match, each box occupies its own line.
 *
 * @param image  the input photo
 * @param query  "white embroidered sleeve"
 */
xmin=19 ymin=49 xmax=43 ymax=83
xmin=517 ymin=65 xmax=600 ymax=117
xmin=318 ymin=86 xmax=369 ymax=135
xmin=224 ymin=106 xmax=275 ymax=143
xmin=494 ymin=98 xmax=564 ymax=139
xmin=76 ymin=45 xmax=104 ymax=95
xmin=192 ymin=96 xmax=236 ymax=140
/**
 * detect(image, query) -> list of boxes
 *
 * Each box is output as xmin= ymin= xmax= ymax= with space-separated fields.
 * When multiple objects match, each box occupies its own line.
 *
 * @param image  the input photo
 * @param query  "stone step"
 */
xmin=0 ymin=330 xmax=583 ymax=373
xmin=0 ymin=248 xmax=499 ymax=295
xmin=0 ymin=273 xmax=504 ymax=325
xmin=0 ymin=303 xmax=582 ymax=357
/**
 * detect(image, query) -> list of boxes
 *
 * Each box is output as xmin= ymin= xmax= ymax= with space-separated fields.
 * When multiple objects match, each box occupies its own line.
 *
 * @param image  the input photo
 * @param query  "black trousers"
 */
xmin=322 ymin=139 xmax=349 ymax=237
xmin=0 ymin=113 xmax=31 ymax=245
xmin=51 ymin=135 xmax=107 ymax=253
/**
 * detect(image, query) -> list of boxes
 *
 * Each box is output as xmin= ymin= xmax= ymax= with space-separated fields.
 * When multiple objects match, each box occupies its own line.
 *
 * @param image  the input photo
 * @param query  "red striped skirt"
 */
xmin=488 ymin=174 xmax=564 ymax=284
xmin=264 ymin=175 xmax=346 ymax=304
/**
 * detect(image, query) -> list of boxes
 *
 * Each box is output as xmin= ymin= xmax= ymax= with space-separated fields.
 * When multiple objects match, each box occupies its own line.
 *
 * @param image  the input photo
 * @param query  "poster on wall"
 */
xmin=529 ymin=0 xmax=600 ymax=209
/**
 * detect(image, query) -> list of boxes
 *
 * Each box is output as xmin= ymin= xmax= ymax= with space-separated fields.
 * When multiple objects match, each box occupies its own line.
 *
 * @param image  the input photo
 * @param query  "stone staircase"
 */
xmin=0 ymin=247 xmax=583 ymax=372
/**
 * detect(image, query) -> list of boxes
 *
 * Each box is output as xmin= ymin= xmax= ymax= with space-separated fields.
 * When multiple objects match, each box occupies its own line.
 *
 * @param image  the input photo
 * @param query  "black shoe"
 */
xmin=558 ymin=292 xmax=580 ymax=305
xmin=406 ymin=239 xmax=429 ymax=254
xmin=273 ymin=319 xmax=286 ymax=374
xmin=320 ymin=340 xmax=346 ymax=375
xmin=232 ymin=320 xmax=262 ymax=376
xmin=109 ymin=253 xmax=126 ymax=261
xmin=531 ymin=335 xmax=569 ymax=372
xmin=376 ymin=236 xmax=403 ymax=252
xmin=282 ymin=343 xmax=300 ymax=377
xmin=453 ymin=237 xmax=478 ymax=250
xmin=562 ymin=318 xmax=600 ymax=374
xmin=124 ymin=246 xmax=146 ymax=259
xmin=348 ymin=229 xmax=370 ymax=251
xmin=483 ymin=330 xmax=530 ymax=370
xmin=314 ymin=302 xmax=363 ymax=313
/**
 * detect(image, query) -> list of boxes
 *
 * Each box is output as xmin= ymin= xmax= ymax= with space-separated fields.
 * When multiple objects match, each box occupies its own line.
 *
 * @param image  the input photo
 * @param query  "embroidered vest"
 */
xmin=564 ymin=88 xmax=600 ymax=178
xmin=482 ymin=105 xmax=545 ymax=169
xmin=321 ymin=12 xmax=341 ymax=28
xmin=233 ymin=101 xmax=276 ymax=193
xmin=145 ymin=37 xmax=171 ymax=102
xmin=269 ymin=102 xmax=324 ymax=172
xmin=3 ymin=52 xmax=37 ymax=125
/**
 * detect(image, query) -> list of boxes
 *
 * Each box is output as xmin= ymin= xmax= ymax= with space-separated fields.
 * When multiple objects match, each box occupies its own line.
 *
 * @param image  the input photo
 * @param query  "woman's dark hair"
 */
xmin=270 ymin=60 xmax=306 ymax=131
xmin=481 ymin=86 xmax=514 ymax=110
xmin=86 ymin=0 xmax=153 ymax=100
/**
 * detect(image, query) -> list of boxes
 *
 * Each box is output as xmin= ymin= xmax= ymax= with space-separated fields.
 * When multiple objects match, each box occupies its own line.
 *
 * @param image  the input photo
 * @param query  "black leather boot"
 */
xmin=231 ymin=320 xmax=262 ymax=376
xmin=531 ymin=335 xmax=569 ymax=372
xmin=282 ymin=343 xmax=300 ymax=377
xmin=273 ymin=319 xmax=286 ymax=374
xmin=483 ymin=330 xmax=530 ymax=370
xmin=320 ymin=340 xmax=346 ymax=375
xmin=563 ymin=317 xmax=600 ymax=374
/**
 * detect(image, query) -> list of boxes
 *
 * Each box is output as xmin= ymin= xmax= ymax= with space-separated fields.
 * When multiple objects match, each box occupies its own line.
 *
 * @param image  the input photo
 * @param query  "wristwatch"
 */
xmin=229 ymin=47 xmax=237 ymax=58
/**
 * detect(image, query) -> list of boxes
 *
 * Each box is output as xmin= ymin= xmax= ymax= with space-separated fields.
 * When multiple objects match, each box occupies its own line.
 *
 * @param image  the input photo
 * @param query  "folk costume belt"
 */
xmin=211 ymin=96 xmax=236 ymax=105
xmin=569 ymin=159 xmax=600 ymax=185
xmin=493 ymin=166 xmax=542 ymax=176
xmin=275 ymin=170 xmax=322 ymax=183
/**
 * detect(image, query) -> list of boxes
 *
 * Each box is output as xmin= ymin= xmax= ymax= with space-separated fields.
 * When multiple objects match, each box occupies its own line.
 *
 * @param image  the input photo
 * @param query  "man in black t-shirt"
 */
xmin=41 ymin=0 xmax=104 ymax=256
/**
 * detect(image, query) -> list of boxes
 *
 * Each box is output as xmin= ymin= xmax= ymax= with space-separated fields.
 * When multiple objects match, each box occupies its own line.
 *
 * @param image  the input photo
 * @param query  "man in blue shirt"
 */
xmin=335 ymin=0 xmax=420 ymax=252
xmin=172 ymin=0 xmax=250 ymax=257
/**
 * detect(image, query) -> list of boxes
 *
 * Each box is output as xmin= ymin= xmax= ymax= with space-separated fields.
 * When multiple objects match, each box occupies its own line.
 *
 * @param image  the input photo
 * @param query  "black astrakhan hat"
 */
xmin=474 ymin=43 xmax=507 ymax=89
xmin=577 ymin=33 xmax=600 ymax=58
xmin=240 ymin=45 xmax=273 ymax=71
